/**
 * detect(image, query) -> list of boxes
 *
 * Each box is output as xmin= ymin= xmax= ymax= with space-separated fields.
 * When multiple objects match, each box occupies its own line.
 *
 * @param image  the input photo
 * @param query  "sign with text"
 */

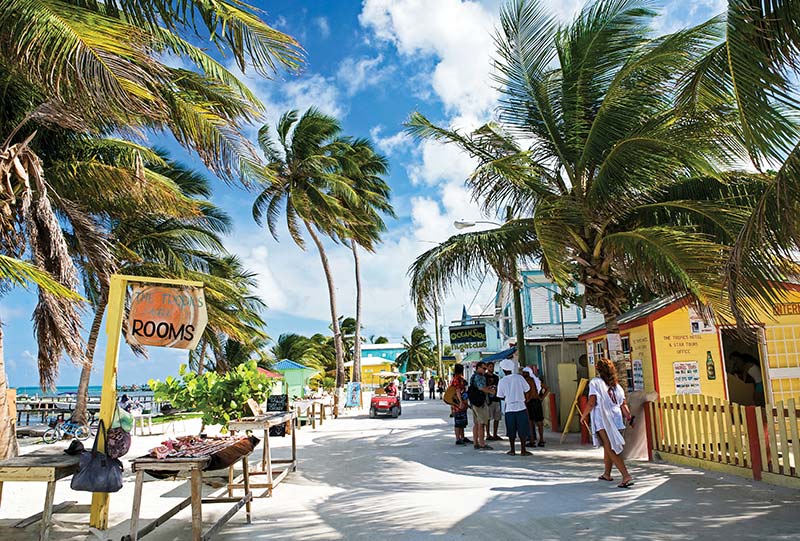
xmin=673 ymin=361 xmax=701 ymax=395
xmin=126 ymin=285 xmax=207 ymax=350
xmin=449 ymin=323 xmax=487 ymax=353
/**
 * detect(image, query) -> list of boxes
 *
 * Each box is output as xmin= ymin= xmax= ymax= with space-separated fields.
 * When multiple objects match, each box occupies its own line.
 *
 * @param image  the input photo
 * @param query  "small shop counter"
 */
xmin=228 ymin=410 xmax=297 ymax=497
xmin=0 ymin=451 xmax=80 ymax=541
xmin=126 ymin=436 xmax=256 ymax=541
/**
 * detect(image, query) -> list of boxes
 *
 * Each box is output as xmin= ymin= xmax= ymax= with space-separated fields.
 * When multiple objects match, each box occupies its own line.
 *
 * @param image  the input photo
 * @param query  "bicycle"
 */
xmin=42 ymin=418 xmax=91 ymax=444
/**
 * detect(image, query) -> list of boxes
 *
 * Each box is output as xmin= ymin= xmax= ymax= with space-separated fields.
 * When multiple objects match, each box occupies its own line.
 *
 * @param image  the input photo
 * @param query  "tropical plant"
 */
xmin=369 ymin=335 xmax=390 ymax=344
xmin=269 ymin=333 xmax=335 ymax=373
xmin=335 ymin=140 xmax=395 ymax=382
xmin=150 ymin=360 xmax=273 ymax=432
xmin=407 ymin=0 xmax=782 ymax=333
xmin=395 ymin=327 xmax=435 ymax=372
xmin=252 ymin=108 xmax=356 ymax=388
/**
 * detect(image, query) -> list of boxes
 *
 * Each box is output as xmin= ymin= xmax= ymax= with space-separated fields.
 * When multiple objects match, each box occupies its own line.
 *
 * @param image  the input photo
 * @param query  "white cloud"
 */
xmin=370 ymin=126 xmax=412 ymax=155
xmin=359 ymin=0 xmax=499 ymax=120
xmin=314 ymin=16 xmax=331 ymax=38
xmin=337 ymin=54 xmax=389 ymax=96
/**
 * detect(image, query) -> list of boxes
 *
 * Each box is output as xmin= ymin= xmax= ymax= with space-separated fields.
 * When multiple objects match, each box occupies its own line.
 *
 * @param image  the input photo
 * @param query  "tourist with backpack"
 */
xmin=469 ymin=361 xmax=495 ymax=450
xmin=444 ymin=364 xmax=472 ymax=446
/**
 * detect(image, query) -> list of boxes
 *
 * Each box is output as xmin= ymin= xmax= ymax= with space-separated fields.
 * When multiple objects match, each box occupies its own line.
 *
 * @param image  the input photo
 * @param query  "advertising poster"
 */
xmin=673 ymin=361 xmax=701 ymax=395
xmin=345 ymin=382 xmax=361 ymax=408
xmin=688 ymin=307 xmax=715 ymax=334
xmin=632 ymin=359 xmax=644 ymax=391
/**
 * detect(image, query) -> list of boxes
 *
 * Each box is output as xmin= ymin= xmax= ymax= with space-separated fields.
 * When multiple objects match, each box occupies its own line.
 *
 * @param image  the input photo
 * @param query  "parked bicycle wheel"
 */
xmin=74 ymin=425 xmax=91 ymax=441
xmin=42 ymin=428 xmax=60 ymax=444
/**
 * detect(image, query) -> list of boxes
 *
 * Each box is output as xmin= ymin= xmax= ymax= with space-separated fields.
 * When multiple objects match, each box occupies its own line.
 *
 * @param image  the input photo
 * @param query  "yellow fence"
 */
xmin=647 ymin=396 xmax=800 ymax=487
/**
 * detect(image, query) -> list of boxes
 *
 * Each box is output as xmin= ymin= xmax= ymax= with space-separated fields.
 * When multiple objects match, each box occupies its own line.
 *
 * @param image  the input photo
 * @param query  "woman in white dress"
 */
xmin=580 ymin=357 xmax=633 ymax=488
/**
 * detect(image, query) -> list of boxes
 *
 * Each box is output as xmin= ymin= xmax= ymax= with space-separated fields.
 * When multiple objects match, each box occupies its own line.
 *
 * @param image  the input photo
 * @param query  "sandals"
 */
xmin=519 ymin=450 xmax=532 ymax=456
xmin=598 ymin=474 xmax=614 ymax=481
xmin=617 ymin=479 xmax=635 ymax=489
xmin=537 ymin=441 xmax=546 ymax=447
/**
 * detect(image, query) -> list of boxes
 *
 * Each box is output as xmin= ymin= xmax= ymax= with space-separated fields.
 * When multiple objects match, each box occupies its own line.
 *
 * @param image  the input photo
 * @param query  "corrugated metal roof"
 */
xmin=272 ymin=359 xmax=313 ymax=371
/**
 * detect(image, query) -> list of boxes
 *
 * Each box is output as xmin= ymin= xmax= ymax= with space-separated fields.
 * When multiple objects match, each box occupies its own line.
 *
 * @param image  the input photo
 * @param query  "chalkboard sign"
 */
xmin=267 ymin=394 xmax=288 ymax=437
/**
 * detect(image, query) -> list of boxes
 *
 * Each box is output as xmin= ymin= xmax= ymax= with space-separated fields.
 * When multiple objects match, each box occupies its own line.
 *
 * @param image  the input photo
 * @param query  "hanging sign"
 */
xmin=449 ymin=324 xmax=487 ymax=353
xmin=126 ymin=285 xmax=207 ymax=350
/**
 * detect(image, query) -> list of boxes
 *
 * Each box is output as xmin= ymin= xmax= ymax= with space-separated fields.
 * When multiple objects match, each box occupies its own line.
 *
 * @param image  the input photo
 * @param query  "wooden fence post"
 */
xmin=744 ymin=406 xmax=762 ymax=481
xmin=643 ymin=401 xmax=654 ymax=461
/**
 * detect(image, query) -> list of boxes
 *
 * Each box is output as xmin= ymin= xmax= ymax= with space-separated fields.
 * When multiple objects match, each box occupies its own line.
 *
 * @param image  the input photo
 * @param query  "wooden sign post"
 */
xmin=89 ymin=274 xmax=206 ymax=529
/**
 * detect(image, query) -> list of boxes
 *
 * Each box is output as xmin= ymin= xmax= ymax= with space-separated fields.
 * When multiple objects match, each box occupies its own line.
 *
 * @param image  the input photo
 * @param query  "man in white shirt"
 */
xmin=496 ymin=358 xmax=531 ymax=456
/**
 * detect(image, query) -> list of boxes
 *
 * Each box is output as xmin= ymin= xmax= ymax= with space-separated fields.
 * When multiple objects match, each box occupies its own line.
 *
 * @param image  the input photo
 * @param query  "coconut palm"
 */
xmin=269 ymin=333 xmax=334 ymax=373
xmin=395 ymin=327 xmax=435 ymax=372
xmin=407 ymin=0 xmax=774 ymax=333
xmin=336 ymin=139 xmax=395 ymax=382
xmin=681 ymin=1 xmax=800 ymax=323
xmin=252 ymin=108 xmax=357 ymax=388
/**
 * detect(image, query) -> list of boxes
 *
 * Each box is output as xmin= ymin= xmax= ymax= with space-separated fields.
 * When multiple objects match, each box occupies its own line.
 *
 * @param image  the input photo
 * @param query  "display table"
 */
xmin=0 ymin=451 xmax=80 ymax=541
xmin=292 ymin=399 xmax=329 ymax=429
xmin=127 ymin=451 xmax=253 ymax=541
xmin=228 ymin=410 xmax=297 ymax=497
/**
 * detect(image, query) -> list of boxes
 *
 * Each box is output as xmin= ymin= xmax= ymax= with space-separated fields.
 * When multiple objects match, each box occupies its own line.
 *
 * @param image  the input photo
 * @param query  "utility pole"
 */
xmin=434 ymin=304 xmax=444 ymax=376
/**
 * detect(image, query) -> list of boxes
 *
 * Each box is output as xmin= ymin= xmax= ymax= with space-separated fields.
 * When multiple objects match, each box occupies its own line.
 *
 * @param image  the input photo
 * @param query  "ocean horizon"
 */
xmin=12 ymin=385 xmax=151 ymax=397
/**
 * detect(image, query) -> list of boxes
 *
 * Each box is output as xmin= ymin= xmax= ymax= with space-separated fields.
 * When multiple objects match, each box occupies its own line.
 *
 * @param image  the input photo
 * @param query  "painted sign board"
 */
xmin=632 ymin=359 xmax=644 ymax=391
xmin=449 ymin=323 xmax=487 ymax=353
xmin=688 ymin=307 xmax=715 ymax=334
xmin=126 ymin=285 xmax=207 ymax=350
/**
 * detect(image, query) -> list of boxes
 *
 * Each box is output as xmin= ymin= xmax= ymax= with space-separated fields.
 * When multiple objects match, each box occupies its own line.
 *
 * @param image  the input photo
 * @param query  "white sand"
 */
xmin=2 ymin=400 xmax=800 ymax=540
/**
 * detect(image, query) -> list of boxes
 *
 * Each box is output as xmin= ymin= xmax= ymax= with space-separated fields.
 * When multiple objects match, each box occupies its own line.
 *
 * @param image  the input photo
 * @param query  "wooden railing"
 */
xmin=645 ymin=396 xmax=800 ymax=486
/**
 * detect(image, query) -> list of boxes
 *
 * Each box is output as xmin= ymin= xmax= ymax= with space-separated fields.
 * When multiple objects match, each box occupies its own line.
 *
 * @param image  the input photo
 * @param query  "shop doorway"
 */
xmin=719 ymin=327 xmax=767 ymax=406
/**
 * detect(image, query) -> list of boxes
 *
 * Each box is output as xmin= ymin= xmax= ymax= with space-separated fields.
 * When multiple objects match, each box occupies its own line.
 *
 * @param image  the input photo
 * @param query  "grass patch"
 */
xmin=150 ymin=412 xmax=203 ymax=425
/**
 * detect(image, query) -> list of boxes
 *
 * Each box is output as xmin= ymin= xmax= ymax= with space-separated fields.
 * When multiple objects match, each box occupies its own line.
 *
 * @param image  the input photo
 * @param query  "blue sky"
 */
xmin=3 ymin=0 xmax=726 ymax=387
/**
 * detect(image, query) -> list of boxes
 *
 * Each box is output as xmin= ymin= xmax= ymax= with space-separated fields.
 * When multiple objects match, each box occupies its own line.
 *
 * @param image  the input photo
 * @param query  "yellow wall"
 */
xmin=754 ymin=290 xmax=800 ymax=404
xmin=651 ymin=306 xmax=725 ymax=399
xmin=351 ymin=362 xmax=395 ymax=384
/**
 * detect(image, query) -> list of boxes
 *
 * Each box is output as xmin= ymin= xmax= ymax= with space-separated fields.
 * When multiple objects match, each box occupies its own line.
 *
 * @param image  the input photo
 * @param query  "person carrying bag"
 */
xmin=71 ymin=419 xmax=124 ymax=493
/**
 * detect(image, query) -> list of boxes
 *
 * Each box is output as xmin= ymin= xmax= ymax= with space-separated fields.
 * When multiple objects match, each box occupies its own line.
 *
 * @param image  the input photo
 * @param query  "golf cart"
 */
xmin=402 ymin=371 xmax=425 ymax=401
xmin=369 ymin=372 xmax=402 ymax=418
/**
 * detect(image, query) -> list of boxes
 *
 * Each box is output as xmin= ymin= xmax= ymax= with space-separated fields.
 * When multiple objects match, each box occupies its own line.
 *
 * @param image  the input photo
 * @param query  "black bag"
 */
xmin=467 ymin=375 xmax=485 ymax=407
xmin=70 ymin=420 xmax=124 ymax=493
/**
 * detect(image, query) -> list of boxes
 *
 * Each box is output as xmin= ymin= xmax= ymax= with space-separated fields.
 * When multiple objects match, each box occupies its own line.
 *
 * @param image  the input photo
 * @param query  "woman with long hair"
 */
xmin=580 ymin=358 xmax=633 ymax=488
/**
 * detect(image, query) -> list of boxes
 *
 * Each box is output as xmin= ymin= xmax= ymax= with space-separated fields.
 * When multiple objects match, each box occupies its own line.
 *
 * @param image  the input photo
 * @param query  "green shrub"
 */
xmin=149 ymin=360 xmax=272 ymax=432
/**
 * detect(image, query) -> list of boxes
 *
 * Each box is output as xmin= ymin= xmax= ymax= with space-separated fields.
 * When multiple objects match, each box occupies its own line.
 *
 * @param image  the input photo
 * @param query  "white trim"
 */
xmin=768 ymin=367 xmax=800 ymax=379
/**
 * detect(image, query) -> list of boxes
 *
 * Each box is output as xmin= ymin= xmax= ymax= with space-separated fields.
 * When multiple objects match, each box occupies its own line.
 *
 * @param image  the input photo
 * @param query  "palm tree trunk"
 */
xmin=305 ymin=222 xmax=345 ymax=388
xmin=197 ymin=339 xmax=208 ymax=376
xmin=351 ymin=241 xmax=362 ymax=383
xmin=73 ymin=289 xmax=108 ymax=424
xmin=0 ymin=321 xmax=19 ymax=459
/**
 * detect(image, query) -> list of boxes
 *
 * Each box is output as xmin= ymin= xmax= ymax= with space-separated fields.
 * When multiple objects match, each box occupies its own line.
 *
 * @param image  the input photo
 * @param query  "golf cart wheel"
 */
xmin=369 ymin=408 xmax=376 ymax=418
xmin=391 ymin=406 xmax=400 ymax=418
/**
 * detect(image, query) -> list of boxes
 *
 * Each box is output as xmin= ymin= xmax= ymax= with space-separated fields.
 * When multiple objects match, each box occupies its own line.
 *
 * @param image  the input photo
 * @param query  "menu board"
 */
xmin=632 ymin=359 xmax=645 ymax=391
xmin=267 ymin=394 xmax=288 ymax=437
xmin=673 ymin=361 xmax=701 ymax=395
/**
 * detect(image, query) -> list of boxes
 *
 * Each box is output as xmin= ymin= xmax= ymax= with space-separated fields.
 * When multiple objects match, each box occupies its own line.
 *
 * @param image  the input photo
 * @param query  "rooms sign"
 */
xmin=126 ymin=285 xmax=207 ymax=350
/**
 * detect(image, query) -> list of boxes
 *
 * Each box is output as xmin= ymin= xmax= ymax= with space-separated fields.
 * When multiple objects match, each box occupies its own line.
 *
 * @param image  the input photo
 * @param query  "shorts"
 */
xmin=487 ymin=401 xmax=502 ymax=422
xmin=527 ymin=399 xmax=544 ymax=423
xmin=472 ymin=404 xmax=490 ymax=425
xmin=454 ymin=410 xmax=468 ymax=429
xmin=505 ymin=409 xmax=531 ymax=441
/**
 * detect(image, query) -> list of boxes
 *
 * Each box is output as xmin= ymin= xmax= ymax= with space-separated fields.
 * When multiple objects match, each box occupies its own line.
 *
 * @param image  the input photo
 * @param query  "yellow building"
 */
xmin=345 ymin=356 xmax=396 ymax=388
xmin=579 ymin=290 xmax=800 ymax=406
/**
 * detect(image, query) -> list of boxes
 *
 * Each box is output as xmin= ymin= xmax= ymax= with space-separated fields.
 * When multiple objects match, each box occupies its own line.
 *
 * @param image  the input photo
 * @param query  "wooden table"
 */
xmin=127 ymin=454 xmax=252 ymax=541
xmin=292 ymin=399 xmax=330 ymax=429
xmin=131 ymin=413 xmax=154 ymax=436
xmin=0 ymin=451 xmax=80 ymax=541
xmin=228 ymin=411 xmax=297 ymax=497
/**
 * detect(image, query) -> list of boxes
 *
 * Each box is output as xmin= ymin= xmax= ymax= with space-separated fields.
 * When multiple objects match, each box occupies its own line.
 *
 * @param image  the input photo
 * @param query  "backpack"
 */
xmin=467 ymin=375 xmax=486 ymax=407
xmin=443 ymin=384 xmax=459 ymax=406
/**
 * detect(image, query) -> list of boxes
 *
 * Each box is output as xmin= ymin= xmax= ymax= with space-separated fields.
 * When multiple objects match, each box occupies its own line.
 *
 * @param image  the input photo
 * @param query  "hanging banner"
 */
xmin=126 ymin=285 xmax=207 ymax=350
xmin=448 ymin=323 xmax=487 ymax=353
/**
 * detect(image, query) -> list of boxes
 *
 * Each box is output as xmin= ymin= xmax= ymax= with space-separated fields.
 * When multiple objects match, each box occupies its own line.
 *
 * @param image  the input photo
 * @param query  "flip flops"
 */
xmin=617 ymin=479 xmax=635 ymax=488
xmin=598 ymin=474 xmax=614 ymax=481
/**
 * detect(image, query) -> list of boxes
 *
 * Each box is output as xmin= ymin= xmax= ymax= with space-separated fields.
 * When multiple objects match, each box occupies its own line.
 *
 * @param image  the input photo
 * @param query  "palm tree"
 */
xmin=269 ymin=333 xmax=333 ymax=373
xmin=336 ymin=140 xmax=395 ymax=382
xmin=252 ymin=108 xmax=357 ymax=389
xmin=407 ymin=0 xmax=773 ymax=334
xmin=396 ymin=327 xmax=435 ymax=372
xmin=683 ymin=1 xmax=800 ymax=323
xmin=369 ymin=335 xmax=390 ymax=344
xmin=0 ymin=257 xmax=82 ymax=459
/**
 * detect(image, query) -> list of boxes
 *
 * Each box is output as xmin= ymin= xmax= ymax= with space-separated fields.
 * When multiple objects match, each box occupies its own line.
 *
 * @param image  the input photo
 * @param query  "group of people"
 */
xmin=428 ymin=376 xmax=446 ymax=399
xmin=444 ymin=355 xmax=635 ymax=488
xmin=445 ymin=358 xmax=546 ymax=453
